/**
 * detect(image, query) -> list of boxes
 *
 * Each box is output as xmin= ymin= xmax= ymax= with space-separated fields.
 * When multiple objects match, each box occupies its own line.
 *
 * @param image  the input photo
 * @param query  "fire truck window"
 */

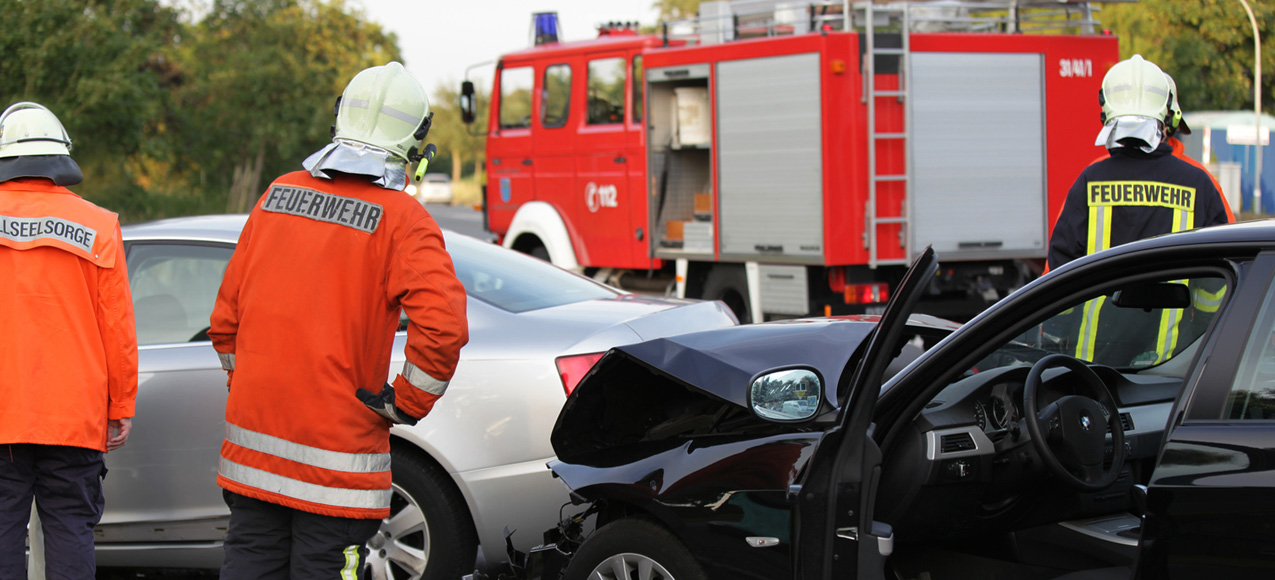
xmin=631 ymin=55 xmax=644 ymax=124
xmin=499 ymin=67 xmax=533 ymax=129
xmin=542 ymin=64 xmax=572 ymax=128
xmin=587 ymin=57 xmax=625 ymax=125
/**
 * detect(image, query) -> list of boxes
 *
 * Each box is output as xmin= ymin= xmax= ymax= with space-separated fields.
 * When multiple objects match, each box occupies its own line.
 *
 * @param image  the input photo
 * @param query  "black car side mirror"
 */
xmin=1112 ymin=282 xmax=1191 ymax=310
xmin=460 ymin=81 xmax=476 ymax=125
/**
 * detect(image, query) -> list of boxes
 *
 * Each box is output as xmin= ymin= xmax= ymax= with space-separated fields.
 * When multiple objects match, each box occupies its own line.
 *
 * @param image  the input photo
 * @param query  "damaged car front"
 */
xmin=480 ymin=305 xmax=955 ymax=580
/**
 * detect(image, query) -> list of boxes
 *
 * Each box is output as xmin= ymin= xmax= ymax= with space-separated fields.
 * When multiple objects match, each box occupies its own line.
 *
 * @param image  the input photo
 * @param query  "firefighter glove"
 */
xmin=356 ymin=383 xmax=422 ymax=426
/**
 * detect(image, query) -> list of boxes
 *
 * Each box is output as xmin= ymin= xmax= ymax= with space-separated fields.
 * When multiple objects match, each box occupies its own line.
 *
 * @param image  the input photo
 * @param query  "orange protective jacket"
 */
xmin=0 ymin=178 xmax=137 ymax=451
xmin=209 ymin=171 xmax=468 ymax=519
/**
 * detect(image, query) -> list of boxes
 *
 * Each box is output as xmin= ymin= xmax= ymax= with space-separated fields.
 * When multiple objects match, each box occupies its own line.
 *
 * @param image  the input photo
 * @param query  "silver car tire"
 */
xmin=364 ymin=447 xmax=477 ymax=580
xmin=562 ymin=517 xmax=707 ymax=580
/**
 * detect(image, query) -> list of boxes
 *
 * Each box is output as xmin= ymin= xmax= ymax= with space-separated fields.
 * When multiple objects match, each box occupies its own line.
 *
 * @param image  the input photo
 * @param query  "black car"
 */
xmin=495 ymin=220 xmax=1275 ymax=580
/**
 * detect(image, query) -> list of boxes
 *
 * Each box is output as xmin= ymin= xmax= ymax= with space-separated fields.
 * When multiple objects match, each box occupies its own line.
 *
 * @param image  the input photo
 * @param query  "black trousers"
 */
xmin=220 ymin=490 xmax=382 ymax=580
xmin=0 ymin=443 xmax=106 ymax=580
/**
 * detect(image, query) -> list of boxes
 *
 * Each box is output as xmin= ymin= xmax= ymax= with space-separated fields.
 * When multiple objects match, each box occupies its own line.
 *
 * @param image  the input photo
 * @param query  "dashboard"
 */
xmin=878 ymin=359 xmax=1181 ymax=539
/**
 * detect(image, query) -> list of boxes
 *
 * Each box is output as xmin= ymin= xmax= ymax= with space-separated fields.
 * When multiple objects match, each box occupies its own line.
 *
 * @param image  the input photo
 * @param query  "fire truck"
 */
xmin=460 ymin=1 xmax=1122 ymax=323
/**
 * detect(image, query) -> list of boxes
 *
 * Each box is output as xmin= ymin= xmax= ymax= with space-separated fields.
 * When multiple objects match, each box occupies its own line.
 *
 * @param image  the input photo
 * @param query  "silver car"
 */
xmin=99 ymin=214 xmax=737 ymax=579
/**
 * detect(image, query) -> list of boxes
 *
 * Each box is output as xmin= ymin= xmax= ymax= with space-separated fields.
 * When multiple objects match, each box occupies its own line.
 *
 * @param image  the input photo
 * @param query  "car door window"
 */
xmin=1224 ymin=284 xmax=1275 ymax=419
xmin=1005 ymin=276 xmax=1228 ymax=372
xmin=127 ymin=243 xmax=233 ymax=345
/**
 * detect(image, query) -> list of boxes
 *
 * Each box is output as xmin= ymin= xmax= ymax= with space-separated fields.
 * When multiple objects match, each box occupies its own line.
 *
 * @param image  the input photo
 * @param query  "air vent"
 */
xmin=1107 ymin=413 xmax=1134 ymax=433
xmin=940 ymin=432 xmax=976 ymax=454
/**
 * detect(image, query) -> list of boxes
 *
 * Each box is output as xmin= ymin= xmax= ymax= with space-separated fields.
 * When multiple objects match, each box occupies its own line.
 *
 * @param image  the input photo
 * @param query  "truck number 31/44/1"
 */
xmin=1059 ymin=58 xmax=1093 ymax=78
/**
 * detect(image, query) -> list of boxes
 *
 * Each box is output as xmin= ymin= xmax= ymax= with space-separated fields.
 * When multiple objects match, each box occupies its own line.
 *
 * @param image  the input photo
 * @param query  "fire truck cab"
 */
xmin=467 ymin=1 xmax=1121 ymax=323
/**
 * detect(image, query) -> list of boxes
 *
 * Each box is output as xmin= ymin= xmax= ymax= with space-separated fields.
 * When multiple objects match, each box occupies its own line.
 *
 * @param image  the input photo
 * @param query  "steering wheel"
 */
xmin=1023 ymin=354 xmax=1125 ymax=491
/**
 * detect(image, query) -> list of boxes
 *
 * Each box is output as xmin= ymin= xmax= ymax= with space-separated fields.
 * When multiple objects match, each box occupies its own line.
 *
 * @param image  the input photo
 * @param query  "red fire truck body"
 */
xmin=477 ymin=8 xmax=1119 ymax=322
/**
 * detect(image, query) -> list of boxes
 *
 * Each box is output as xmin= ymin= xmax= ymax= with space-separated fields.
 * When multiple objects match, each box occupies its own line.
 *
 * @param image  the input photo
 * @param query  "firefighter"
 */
xmin=1046 ymin=56 xmax=1232 ymax=365
xmin=0 ymin=102 xmax=137 ymax=579
xmin=209 ymin=62 xmax=469 ymax=579
xmin=1048 ymin=55 xmax=1232 ymax=269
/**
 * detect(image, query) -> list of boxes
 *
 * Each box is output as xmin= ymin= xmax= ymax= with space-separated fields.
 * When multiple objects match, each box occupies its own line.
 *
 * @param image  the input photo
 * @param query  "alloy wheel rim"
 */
xmin=588 ymin=552 xmax=676 ymax=580
xmin=364 ymin=481 xmax=431 ymax=580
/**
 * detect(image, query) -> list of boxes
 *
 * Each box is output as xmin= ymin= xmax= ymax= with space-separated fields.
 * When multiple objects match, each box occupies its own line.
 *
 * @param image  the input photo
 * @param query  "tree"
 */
xmin=172 ymin=0 xmax=401 ymax=213
xmin=1098 ymin=0 xmax=1273 ymax=113
xmin=428 ymin=81 xmax=488 ymax=183
xmin=0 ymin=0 xmax=183 ymax=213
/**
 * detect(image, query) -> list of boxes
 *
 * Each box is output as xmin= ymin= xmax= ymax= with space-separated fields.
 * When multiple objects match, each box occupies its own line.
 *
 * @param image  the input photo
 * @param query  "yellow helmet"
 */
xmin=0 ymin=102 xmax=73 ymax=159
xmin=1099 ymin=55 xmax=1172 ymax=126
xmin=333 ymin=62 xmax=432 ymax=162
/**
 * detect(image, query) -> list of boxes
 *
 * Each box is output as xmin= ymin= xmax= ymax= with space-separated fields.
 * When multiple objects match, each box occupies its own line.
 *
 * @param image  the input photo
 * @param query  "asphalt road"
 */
xmin=426 ymin=201 xmax=495 ymax=243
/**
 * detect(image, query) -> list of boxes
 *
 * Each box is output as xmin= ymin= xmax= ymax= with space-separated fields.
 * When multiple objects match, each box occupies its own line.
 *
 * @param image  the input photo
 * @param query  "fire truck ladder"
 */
xmin=864 ymin=1 xmax=912 ymax=268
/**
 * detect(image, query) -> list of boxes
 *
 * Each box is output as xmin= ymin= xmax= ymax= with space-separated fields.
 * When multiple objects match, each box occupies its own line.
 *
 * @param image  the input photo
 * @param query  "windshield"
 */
xmin=444 ymin=233 xmax=620 ymax=313
xmin=971 ymin=275 xmax=1227 ymax=378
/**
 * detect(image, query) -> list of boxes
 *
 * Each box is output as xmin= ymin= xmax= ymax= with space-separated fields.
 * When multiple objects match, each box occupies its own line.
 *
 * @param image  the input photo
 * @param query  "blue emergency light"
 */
xmin=532 ymin=12 xmax=560 ymax=46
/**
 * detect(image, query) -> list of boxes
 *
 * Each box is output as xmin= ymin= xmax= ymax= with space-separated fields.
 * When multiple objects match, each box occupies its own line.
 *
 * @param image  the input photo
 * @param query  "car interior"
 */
xmin=874 ymin=269 xmax=1232 ymax=580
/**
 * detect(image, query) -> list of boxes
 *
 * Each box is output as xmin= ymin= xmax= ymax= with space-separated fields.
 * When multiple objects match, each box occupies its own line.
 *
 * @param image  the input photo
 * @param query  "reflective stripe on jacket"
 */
xmin=0 ymin=178 xmax=137 ymax=451
xmin=1049 ymin=141 xmax=1232 ymax=270
xmin=1050 ymin=142 xmax=1232 ymax=362
xmin=209 ymin=171 xmax=468 ymax=519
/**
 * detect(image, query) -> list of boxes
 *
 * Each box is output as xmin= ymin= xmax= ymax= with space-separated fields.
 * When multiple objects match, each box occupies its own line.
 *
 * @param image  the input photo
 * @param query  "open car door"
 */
xmin=792 ymin=247 xmax=939 ymax=580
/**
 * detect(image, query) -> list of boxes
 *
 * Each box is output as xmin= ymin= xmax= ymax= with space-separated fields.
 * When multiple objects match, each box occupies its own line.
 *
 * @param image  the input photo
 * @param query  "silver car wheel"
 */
xmin=364 ymin=481 xmax=431 ymax=580
xmin=588 ymin=552 xmax=677 ymax=580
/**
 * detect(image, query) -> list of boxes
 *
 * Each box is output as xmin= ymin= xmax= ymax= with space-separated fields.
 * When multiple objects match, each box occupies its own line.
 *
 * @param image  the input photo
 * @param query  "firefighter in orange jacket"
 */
xmin=209 ymin=62 xmax=468 ymax=579
xmin=0 ymin=102 xmax=137 ymax=579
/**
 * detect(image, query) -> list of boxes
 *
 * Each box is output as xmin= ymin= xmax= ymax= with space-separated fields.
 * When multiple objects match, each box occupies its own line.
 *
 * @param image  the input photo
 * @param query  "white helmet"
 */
xmin=333 ymin=62 xmax=432 ymax=162
xmin=1099 ymin=55 xmax=1172 ymax=126
xmin=0 ymin=102 xmax=73 ymax=159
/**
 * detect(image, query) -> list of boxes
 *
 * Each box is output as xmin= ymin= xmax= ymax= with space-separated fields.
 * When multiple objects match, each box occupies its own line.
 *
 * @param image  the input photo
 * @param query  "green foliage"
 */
xmin=0 ymin=0 xmax=183 ymax=216
xmin=173 ymin=0 xmax=400 ymax=213
xmin=1099 ymin=0 xmax=1273 ymax=113
xmin=1 ymin=0 xmax=402 ymax=222
xmin=428 ymin=80 xmax=488 ymax=183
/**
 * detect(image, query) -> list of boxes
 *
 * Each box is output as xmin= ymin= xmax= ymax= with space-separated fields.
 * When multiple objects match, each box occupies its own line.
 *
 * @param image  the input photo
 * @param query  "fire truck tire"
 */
xmin=530 ymin=244 xmax=550 ymax=262
xmin=562 ymin=517 xmax=707 ymax=580
xmin=364 ymin=447 xmax=477 ymax=580
xmin=702 ymin=265 xmax=752 ymax=323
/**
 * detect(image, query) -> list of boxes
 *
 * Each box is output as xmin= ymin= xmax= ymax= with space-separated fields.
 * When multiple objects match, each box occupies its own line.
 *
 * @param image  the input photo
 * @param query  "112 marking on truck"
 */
xmin=460 ymin=1 xmax=1122 ymax=323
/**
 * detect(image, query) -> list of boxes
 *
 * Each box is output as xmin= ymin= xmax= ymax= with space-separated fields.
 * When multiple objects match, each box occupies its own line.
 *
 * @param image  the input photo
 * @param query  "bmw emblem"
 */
xmin=1079 ymin=414 xmax=1092 ymax=431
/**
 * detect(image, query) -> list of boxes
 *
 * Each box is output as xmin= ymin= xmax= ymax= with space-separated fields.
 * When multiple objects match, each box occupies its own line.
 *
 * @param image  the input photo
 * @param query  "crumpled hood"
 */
xmin=612 ymin=318 xmax=878 ymax=409
xmin=550 ymin=315 xmax=959 ymax=465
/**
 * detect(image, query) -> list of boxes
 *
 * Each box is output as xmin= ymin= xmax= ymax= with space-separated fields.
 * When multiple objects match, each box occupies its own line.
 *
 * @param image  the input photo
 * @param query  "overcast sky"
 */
xmin=348 ymin=1 xmax=661 ymax=96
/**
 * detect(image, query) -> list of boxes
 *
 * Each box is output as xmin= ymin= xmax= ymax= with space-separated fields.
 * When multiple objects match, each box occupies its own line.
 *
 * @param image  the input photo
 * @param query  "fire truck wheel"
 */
xmin=530 ymin=245 xmax=550 ymax=262
xmin=364 ymin=448 xmax=477 ymax=580
xmin=562 ymin=517 xmax=707 ymax=580
xmin=703 ymin=265 xmax=751 ymax=323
